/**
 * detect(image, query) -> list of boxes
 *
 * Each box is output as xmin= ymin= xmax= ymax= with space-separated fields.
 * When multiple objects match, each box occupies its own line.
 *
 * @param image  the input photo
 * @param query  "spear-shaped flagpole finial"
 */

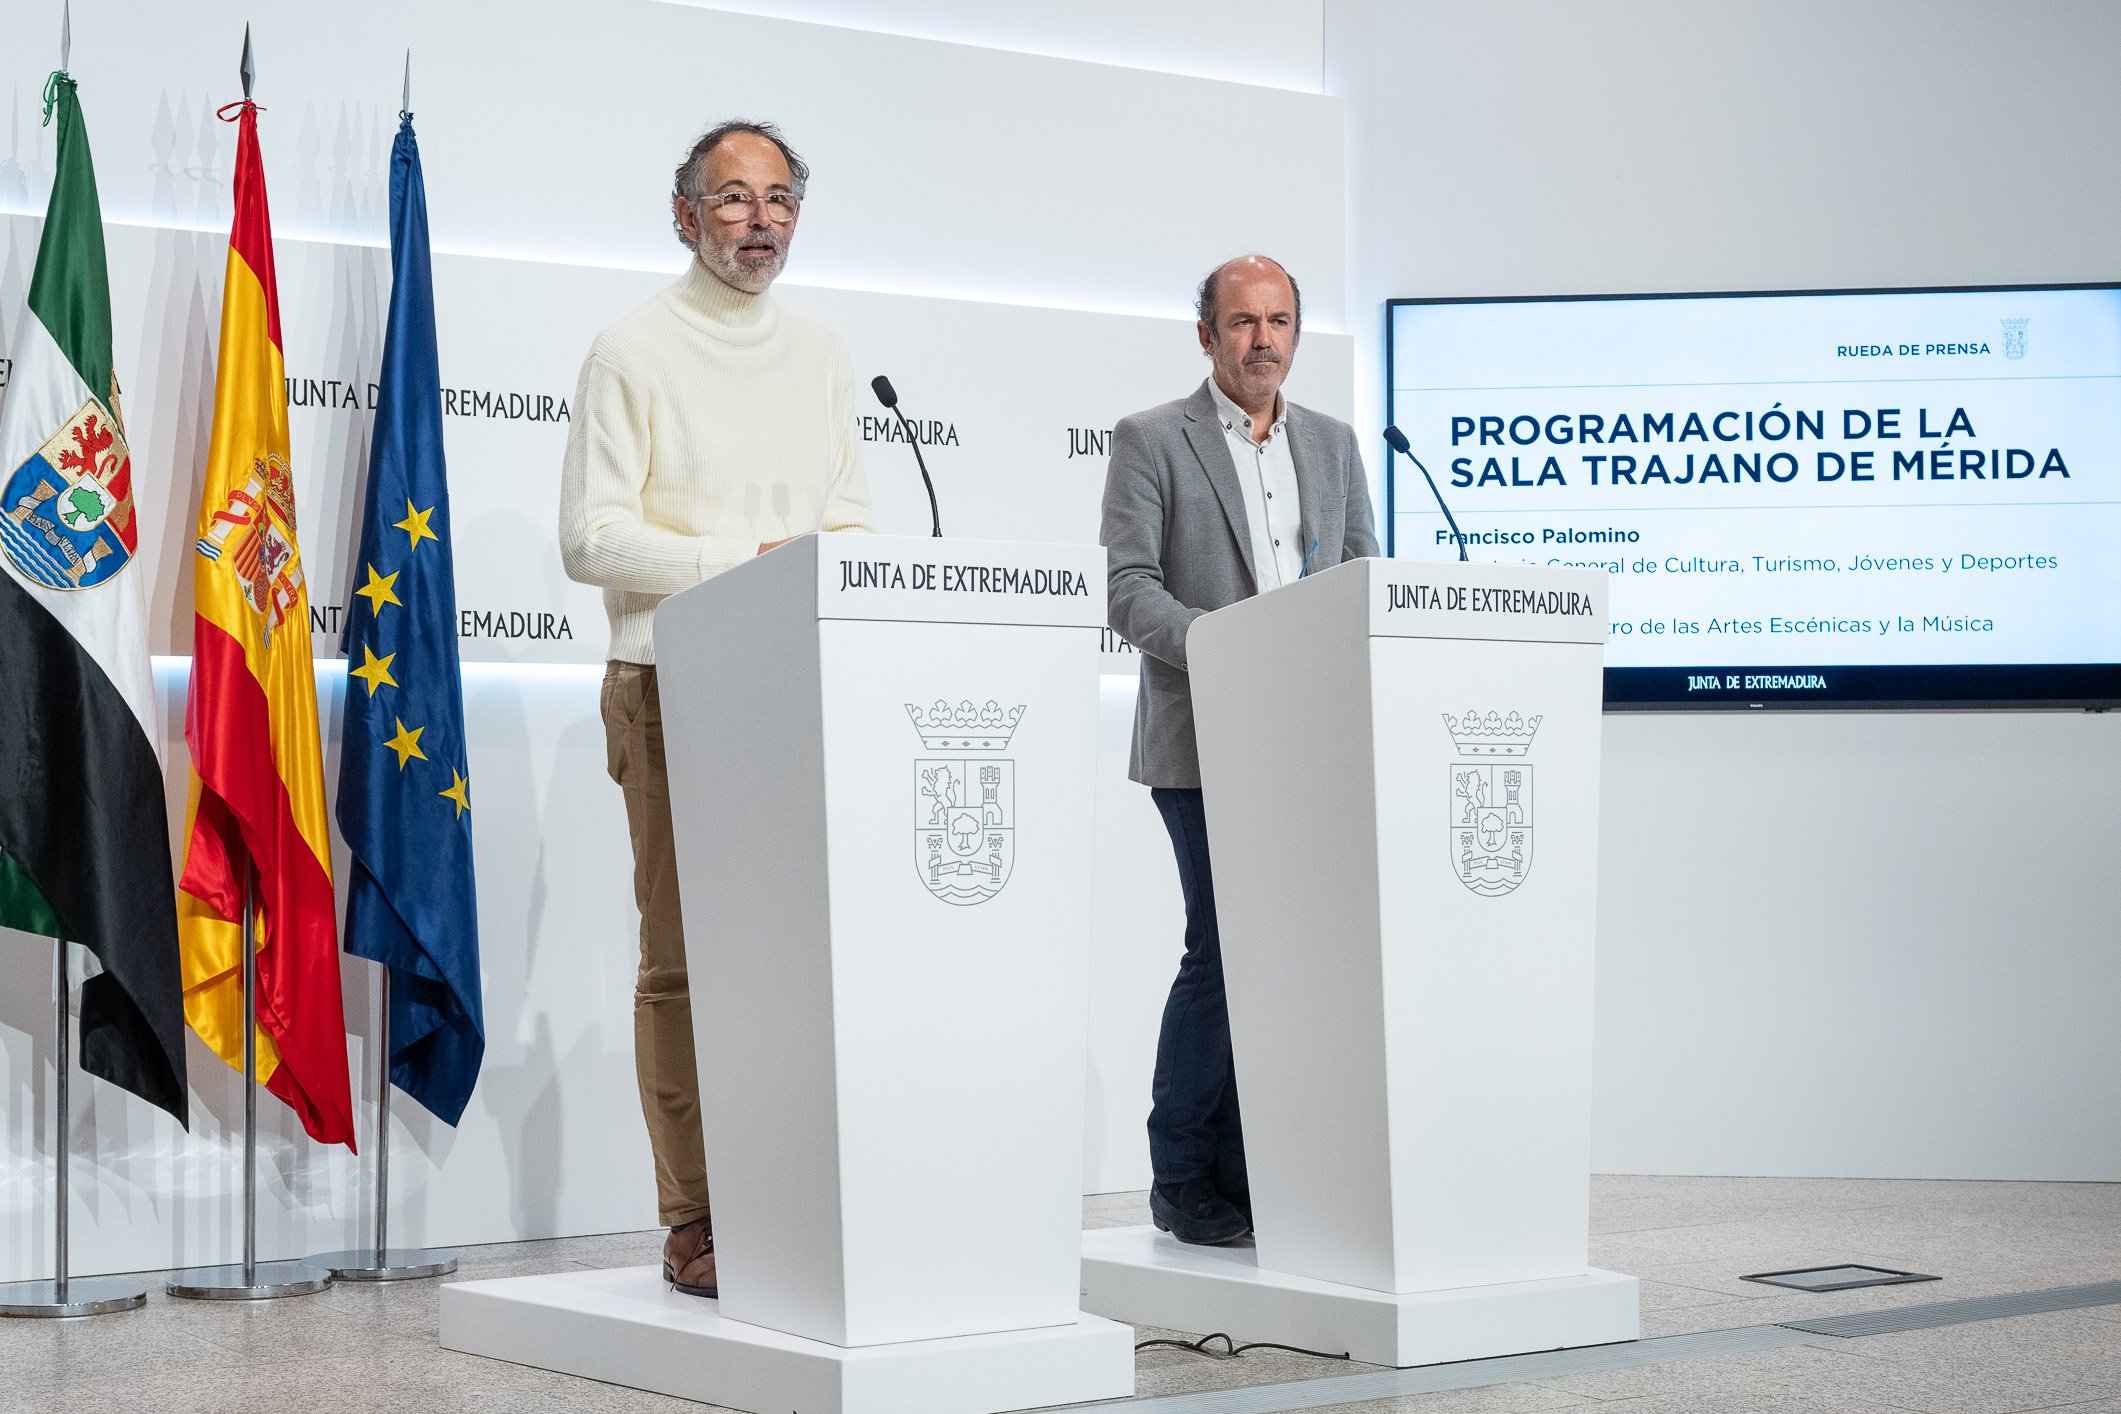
xmin=240 ymin=23 xmax=255 ymax=100
xmin=402 ymin=49 xmax=411 ymax=113
xmin=60 ymin=0 xmax=71 ymax=71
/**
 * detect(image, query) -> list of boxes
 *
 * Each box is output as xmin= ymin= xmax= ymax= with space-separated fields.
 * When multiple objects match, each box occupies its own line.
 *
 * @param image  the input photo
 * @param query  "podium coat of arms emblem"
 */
xmin=908 ymin=699 xmax=1025 ymax=905
xmin=1444 ymin=709 xmax=1539 ymax=896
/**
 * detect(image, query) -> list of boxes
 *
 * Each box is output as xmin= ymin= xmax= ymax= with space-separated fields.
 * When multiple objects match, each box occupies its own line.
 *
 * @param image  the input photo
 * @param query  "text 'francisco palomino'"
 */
xmin=1386 ymin=582 xmax=1599 ymax=616
xmin=837 ymin=558 xmax=1092 ymax=596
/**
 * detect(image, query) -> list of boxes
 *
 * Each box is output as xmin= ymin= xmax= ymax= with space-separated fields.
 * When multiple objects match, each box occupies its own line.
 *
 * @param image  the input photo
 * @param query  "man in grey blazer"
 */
xmin=1101 ymin=255 xmax=1379 ymax=1245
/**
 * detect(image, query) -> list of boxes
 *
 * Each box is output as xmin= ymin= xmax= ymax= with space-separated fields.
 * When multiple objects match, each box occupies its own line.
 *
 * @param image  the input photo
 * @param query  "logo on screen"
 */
xmin=2001 ymin=318 xmax=2028 ymax=360
xmin=1444 ymin=710 xmax=1539 ymax=896
xmin=908 ymin=700 xmax=1023 ymax=906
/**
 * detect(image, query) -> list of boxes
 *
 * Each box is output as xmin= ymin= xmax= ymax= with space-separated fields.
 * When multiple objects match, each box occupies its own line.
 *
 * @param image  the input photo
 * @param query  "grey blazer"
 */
xmin=1101 ymin=379 xmax=1380 ymax=788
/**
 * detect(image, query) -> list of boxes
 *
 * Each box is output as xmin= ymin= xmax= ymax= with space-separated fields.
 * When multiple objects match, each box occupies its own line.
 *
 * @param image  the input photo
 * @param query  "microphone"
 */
xmin=1384 ymin=425 xmax=1467 ymax=562
xmin=870 ymin=375 xmax=942 ymax=538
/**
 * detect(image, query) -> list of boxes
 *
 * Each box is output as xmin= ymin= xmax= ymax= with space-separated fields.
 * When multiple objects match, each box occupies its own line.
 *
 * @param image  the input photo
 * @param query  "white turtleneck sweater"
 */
xmin=558 ymin=258 xmax=874 ymax=665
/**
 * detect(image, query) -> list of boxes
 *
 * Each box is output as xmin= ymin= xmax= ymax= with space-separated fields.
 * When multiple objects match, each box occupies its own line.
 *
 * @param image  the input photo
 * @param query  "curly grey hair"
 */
xmin=671 ymin=118 xmax=810 ymax=252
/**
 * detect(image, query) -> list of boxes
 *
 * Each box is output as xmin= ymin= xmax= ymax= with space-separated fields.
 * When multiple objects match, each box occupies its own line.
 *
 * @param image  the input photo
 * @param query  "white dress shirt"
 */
xmin=1208 ymin=379 xmax=1306 ymax=590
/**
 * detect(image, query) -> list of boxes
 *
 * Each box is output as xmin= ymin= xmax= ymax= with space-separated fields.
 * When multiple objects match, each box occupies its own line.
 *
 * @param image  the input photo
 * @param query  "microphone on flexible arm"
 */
xmin=1384 ymin=425 xmax=1468 ymax=562
xmin=870 ymin=375 xmax=943 ymax=538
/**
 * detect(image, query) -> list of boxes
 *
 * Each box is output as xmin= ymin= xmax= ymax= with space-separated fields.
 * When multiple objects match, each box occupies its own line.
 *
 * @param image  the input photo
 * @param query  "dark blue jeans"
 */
xmin=1147 ymin=787 xmax=1247 ymax=1196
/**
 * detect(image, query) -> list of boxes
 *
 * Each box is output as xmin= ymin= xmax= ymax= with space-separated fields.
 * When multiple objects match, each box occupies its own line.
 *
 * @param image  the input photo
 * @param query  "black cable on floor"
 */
xmin=1134 ymin=1333 xmax=1240 ymax=1359
xmin=1134 ymin=1331 xmax=1351 ymax=1361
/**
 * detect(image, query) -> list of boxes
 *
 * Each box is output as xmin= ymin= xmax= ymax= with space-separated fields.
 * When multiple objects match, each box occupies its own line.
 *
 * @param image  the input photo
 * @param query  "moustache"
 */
xmin=738 ymin=232 xmax=786 ymax=256
xmin=1243 ymin=349 xmax=1283 ymax=366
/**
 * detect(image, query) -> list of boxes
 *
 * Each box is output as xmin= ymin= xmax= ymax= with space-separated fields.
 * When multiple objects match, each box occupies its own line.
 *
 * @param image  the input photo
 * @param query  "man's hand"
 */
xmin=758 ymin=536 xmax=798 ymax=555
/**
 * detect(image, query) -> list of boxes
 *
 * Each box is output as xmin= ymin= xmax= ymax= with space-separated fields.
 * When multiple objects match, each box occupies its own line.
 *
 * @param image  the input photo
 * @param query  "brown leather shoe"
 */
xmin=662 ymin=1219 xmax=717 ymax=1298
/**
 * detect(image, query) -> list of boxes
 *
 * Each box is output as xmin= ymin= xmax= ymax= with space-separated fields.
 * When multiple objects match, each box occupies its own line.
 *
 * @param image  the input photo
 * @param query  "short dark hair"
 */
xmin=672 ymin=119 xmax=810 ymax=251
xmin=1196 ymin=256 xmax=1302 ymax=338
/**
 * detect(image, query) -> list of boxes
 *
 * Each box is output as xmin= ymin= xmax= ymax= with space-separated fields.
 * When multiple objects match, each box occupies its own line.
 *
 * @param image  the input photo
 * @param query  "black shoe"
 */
xmin=1225 ymin=1188 xmax=1253 ymax=1230
xmin=1149 ymin=1178 xmax=1250 ymax=1245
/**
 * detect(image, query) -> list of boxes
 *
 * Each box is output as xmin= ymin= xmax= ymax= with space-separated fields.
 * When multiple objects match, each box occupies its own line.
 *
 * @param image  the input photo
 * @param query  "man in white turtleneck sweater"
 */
xmin=559 ymin=119 xmax=872 ymax=1300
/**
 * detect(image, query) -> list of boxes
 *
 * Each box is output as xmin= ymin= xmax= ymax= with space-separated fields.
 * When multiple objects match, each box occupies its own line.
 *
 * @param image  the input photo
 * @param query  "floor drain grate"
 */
xmin=1743 ymin=1264 xmax=1938 ymax=1292
xmin=1778 ymin=1280 xmax=2121 ymax=1337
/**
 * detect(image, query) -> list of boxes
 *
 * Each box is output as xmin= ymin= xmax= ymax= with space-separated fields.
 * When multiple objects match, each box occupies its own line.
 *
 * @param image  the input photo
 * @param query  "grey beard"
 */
xmin=699 ymin=227 xmax=787 ymax=294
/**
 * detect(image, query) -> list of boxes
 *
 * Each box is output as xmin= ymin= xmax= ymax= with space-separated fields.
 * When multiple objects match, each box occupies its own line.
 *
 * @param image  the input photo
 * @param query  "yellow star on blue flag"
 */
xmin=395 ymin=499 xmax=438 ymax=551
xmin=438 ymin=769 xmax=470 ymax=820
xmin=356 ymin=563 xmax=402 ymax=614
xmin=350 ymin=645 xmax=396 ymax=697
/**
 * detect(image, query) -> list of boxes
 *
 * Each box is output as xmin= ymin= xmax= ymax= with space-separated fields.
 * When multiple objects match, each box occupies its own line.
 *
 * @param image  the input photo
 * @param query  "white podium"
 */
xmin=443 ymin=534 xmax=1133 ymax=1414
xmin=1080 ymin=556 xmax=1640 ymax=1368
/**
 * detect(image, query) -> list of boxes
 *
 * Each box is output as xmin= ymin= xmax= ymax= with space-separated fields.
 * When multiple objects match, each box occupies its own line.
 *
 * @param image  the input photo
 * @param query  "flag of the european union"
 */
xmin=336 ymin=112 xmax=483 ymax=1126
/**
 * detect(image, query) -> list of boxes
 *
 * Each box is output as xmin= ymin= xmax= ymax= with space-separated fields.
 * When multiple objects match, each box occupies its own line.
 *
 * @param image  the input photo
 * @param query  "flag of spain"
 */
xmin=177 ymin=97 xmax=352 ymax=1149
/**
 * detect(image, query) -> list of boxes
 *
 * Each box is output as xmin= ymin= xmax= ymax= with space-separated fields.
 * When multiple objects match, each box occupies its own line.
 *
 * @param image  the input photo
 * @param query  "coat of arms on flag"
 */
xmin=1 ymin=397 xmax=135 ymax=591
xmin=194 ymin=451 xmax=303 ymax=642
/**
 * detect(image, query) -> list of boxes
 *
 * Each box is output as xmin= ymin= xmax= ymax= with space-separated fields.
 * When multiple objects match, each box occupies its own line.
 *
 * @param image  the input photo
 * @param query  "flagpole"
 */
xmin=57 ymin=938 xmax=71 ymax=1297
xmin=377 ymin=974 xmax=389 ymax=1263
xmin=308 ymin=966 xmax=456 ymax=1281
xmin=243 ymin=862 xmax=257 ymax=1282
xmin=167 ymin=864 xmax=332 ymax=1300
xmin=0 ymin=940 xmax=147 ymax=1316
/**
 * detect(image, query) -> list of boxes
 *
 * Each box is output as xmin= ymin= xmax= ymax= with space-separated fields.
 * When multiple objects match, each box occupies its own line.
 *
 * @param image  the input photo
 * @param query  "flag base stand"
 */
xmin=8 ymin=939 xmax=148 ymax=1320
xmin=306 ymin=970 xmax=456 ymax=1285
xmin=168 ymin=868 xmax=333 ymax=1304
xmin=0 ymin=1276 xmax=147 ymax=1318
xmin=308 ymin=1248 xmax=457 ymax=1282
xmin=164 ymin=1261 xmax=332 ymax=1301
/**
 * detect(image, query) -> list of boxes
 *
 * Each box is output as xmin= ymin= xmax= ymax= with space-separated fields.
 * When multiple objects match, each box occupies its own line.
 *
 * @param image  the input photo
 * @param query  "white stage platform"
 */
xmin=1080 ymin=1226 xmax=1639 ymax=1369
xmin=440 ymin=1265 xmax=1134 ymax=1414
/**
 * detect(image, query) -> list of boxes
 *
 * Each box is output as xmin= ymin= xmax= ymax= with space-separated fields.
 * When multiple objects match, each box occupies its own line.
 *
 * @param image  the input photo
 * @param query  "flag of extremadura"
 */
xmin=0 ymin=71 xmax=188 ymax=1123
xmin=177 ymin=97 xmax=354 ymax=1149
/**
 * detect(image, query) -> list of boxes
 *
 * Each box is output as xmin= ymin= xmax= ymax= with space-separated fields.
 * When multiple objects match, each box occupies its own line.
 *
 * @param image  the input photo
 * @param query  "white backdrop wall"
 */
xmin=1326 ymin=0 xmax=2121 ymax=1179
xmin=0 ymin=0 xmax=1345 ymax=318
xmin=674 ymin=0 xmax=1326 ymax=92
xmin=0 ymin=0 xmax=1352 ymax=1281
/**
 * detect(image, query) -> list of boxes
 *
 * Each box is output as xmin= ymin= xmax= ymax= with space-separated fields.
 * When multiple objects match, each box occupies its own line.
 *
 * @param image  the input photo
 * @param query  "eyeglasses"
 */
xmin=694 ymin=190 xmax=800 ymax=224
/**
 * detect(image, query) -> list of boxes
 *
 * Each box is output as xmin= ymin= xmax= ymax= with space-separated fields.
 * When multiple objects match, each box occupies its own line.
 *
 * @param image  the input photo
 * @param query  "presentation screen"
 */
xmin=1386 ymin=285 xmax=2121 ymax=708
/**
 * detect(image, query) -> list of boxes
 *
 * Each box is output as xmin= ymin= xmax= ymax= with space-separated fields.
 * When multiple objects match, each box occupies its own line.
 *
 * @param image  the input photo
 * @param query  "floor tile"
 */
xmin=1525 ymin=1339 xmax=1878 ymax=1403
xmin=1571 ymin=1391 xmax=1909 ymax=1414
xmin=1308 ymin=1385 xmax=1594 ymax=1412
xmin=4 ymin=1176 xmax=2116 ymax=1412
xmin=1086 ymin=1189 xmax=1155 ymax=1230
xmin=1842 ymin=1309 xmax=2121 ymax=1368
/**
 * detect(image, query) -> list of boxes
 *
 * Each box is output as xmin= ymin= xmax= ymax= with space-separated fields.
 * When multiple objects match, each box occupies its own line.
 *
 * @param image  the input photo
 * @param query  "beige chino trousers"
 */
xmin=601 ymin=661 xmax=712 ymax=1230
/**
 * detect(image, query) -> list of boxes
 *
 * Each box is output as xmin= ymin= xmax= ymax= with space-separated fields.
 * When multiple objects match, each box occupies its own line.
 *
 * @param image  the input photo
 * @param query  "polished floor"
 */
xmin=3 ymin=1176 xmax=2116 ymax=1413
